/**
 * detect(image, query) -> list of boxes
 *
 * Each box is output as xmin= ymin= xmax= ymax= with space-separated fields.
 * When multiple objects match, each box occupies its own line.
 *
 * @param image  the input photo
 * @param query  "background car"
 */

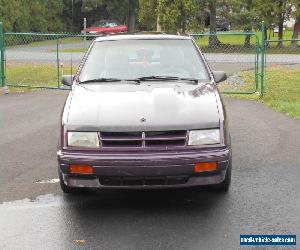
xmin=272 ymin=25 xmax=286 ymax=33
xmin=216 ymin=17 xmax=231 ymax=31
xmin=82 ymin=19 xmax=128 ymax=35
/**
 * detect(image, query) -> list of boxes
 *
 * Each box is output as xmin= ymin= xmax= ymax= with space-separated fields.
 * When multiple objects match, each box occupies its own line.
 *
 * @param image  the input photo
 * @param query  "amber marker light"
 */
xmin=194 ymin=162 xmax=217 ymax=172
xmin=70 ymin=164 xmax=94 ymax=174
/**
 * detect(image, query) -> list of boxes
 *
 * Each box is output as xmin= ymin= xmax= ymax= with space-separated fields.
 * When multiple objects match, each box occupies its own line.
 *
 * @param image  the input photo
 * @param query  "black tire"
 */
xmin=58 ymin=169 xmax=83 ymax=194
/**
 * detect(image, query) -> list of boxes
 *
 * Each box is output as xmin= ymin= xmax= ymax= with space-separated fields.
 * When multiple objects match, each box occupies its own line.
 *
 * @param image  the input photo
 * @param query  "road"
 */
xmin=0 ymin=91 xmax=299 ymax=249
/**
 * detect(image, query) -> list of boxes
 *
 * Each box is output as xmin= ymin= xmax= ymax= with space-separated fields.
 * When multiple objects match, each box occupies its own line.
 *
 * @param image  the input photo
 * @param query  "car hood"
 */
xmin=65 ymin=82 xmax=220 ymax=132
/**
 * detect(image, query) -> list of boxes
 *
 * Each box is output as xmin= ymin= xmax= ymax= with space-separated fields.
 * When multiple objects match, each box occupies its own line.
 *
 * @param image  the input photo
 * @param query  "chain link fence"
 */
xmin=4 ymin=33 xmax=97 ymax=89
xmin=264 ymin=39 xmax=300 ymax=68
xmin=0 ymin=22 xmax=5 ymax=88
xmin=191 ymin=32 xmax=260 ymax=94
xmin=3 ymin=31 xmax=261 ymax=94
xmin=1 ymin=23 xmax=299 ymax=99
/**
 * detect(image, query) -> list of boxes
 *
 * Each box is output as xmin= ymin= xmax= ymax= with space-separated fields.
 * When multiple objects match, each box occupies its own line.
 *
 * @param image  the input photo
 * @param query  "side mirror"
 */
xmin=212 ymin=71 xmax=227 ymax=84
xmin=61 ymin=75 xmax=74 ymax=86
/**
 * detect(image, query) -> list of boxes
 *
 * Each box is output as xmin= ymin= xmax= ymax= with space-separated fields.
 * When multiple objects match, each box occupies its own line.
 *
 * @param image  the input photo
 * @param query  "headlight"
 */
xmin=188 ymin=129 xmax=220 ymax=145
xmin=67 ymin=132 xmax=100 ymax=148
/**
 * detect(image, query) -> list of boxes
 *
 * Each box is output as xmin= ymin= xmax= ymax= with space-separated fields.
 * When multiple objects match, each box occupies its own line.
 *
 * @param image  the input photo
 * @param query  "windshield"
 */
xmin=79 ymin=39 xmax=210 ymax=82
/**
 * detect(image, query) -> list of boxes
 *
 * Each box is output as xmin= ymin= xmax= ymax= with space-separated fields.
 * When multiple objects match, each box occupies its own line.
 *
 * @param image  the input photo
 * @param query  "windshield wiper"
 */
xmin=137 ymin=76 xmax=199 ymax=84
xmin=79 ymin=78 xmax=122 ymax=84
xmin=79 ymin=78 xmax=141 ymax=84
xmin=79 ymin=76 xmax=199 ymax=85
xmin=138 ymin=76 xmax=177 ymax=81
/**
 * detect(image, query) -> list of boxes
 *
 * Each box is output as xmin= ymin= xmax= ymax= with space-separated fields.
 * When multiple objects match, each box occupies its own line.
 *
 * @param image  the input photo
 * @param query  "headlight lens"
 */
xmin=67 ymin=132 xmax=100 ymax=148
xmin=188 ymin=129 xmax=220 ymax=145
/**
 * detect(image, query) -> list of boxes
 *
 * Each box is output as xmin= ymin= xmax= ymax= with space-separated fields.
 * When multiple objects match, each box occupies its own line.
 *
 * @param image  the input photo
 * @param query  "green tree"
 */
xmin=291 ymin=0 xmax=300 ymax=47
xmin=0 ymin=0 xmax=66 ymax=32
xmin=254 ymin=0 xmax=287 ymax=39
xmin=138 ymin=0 xmax=158 ymax=30
xmin=208 ymin=0 xmax=221 ymax=46
xmin=0 ymin=0 xmax=29 ymax=31
xmin=128 ymin=0 xmax=138 ymax=32
xmin=139 ymin=0 xmax=204 ymax=33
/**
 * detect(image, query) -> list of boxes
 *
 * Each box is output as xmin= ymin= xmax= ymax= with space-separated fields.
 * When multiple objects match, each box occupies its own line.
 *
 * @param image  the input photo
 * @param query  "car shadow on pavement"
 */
xmin=62 ymin=187 xmax=229 ymax=212
xmin=58 ymin=188 xmax=232 ymax=248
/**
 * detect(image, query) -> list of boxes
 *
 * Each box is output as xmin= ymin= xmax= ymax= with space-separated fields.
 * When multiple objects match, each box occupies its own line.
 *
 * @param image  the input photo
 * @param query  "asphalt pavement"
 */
xmin=0 ymin=91 xmax=299 ymax=249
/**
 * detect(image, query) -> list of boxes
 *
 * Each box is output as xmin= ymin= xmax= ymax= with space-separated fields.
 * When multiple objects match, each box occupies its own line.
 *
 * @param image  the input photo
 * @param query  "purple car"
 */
xmin=58 ymin=34 xmax=231 ymax=193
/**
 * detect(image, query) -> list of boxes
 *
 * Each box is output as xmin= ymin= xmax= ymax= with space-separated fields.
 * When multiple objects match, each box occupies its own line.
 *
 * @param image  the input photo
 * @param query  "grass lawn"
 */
xmin=55 ymin=48 xmax=87 ymax=53
xmin=6 ymin=36 xmax=83 ymax=49
xmin=193 ymin=30 xmax=296 ymax=45
xmin=6 ymin=62 xmax=77 ymax=91
xmin=194 ymin=30 xmax=300 ymax=54
xmin=225 ymin=65 xmax=300 ymax=119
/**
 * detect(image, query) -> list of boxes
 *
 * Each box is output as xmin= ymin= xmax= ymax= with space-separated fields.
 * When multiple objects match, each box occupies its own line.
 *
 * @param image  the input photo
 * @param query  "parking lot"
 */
xmin=0 ymin=91 xmax=299 ymax=249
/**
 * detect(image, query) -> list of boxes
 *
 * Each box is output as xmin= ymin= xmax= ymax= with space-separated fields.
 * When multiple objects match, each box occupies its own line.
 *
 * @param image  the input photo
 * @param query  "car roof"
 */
xmin=94 ymin=34 xmax=191 ymax=42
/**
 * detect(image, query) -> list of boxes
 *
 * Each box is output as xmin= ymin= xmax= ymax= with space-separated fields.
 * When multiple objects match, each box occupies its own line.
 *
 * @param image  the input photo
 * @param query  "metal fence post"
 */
xmin=0 ymin=22 xmax=6 ymax=87
xmin=56 ymin=35 xmax=60 ymax=88
xmin=260 ymin=21 xmax=266 ymax=96
xmin=254 ymin=33 xmax=259 ymax=92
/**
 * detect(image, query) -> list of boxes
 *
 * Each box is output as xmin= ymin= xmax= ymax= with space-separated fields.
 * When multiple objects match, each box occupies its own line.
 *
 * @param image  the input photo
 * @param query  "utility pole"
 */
xmin=156 ymin=0 xmax=161 ymax=32
xmin=157 ymin=16 xmax=161 ymax=32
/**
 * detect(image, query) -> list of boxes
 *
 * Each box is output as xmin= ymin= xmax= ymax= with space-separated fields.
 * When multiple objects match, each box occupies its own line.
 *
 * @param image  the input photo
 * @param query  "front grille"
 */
xmin=99 ymin=176 xmax=189 ymax=186
xmin=100 ymin=131 xmax=187 ymax=148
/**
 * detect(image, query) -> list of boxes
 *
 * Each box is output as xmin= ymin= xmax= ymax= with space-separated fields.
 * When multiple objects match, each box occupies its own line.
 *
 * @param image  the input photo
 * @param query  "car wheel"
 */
xmin=58 ymin=169 xmax=83 ymax=194
xmin=207 ymin=159 xmax=232 ymax=192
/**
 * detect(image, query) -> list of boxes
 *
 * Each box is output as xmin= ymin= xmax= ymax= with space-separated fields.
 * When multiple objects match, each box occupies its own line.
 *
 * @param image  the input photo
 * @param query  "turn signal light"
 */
xmin=194 ymin=162 xmax=217 ymax=172
xmin=70 ymin=164 xmax=94 ymax=174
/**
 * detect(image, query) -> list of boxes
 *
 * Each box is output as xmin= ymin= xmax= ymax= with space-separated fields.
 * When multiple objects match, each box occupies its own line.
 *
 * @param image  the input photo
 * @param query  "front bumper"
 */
xmin=57 ymin=147 xmax=231 ymax=189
